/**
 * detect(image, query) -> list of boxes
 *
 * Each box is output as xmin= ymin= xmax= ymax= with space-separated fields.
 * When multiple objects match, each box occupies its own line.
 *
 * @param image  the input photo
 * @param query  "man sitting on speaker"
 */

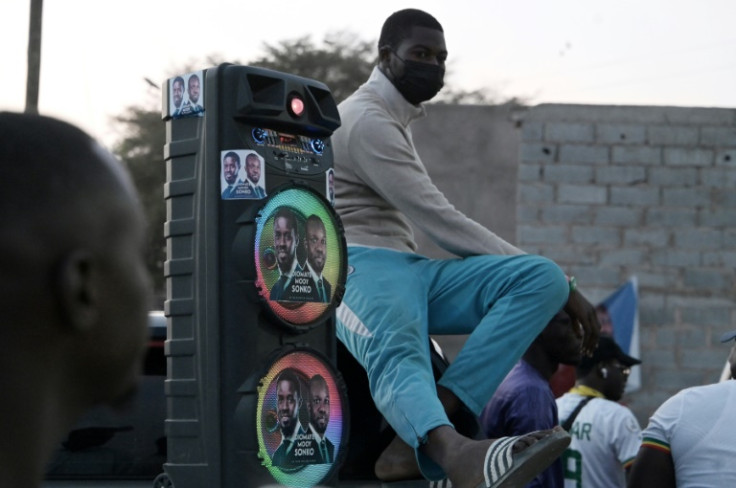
xmin=303 ymin=215 xmax=331 ymax=303
xmin=331 ymin=8 xmax=600 ymax=487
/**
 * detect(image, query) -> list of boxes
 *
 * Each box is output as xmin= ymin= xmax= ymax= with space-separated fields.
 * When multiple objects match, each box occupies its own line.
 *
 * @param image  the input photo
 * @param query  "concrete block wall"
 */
xmin=518 ymin=104 xmax=736 ymax=425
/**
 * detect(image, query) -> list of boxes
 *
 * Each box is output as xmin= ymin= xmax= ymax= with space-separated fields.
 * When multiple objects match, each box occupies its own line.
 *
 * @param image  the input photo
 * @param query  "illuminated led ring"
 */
xmin=256 ymin=348 xmax=348 ymax=487
xmin=254 ymin=186 xmax=346 ymax=329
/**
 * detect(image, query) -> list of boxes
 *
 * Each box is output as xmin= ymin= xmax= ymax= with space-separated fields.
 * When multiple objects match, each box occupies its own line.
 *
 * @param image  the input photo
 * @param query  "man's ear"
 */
xmin=378 ymin=45 xmax=392 ymax=65
xmin=55 ymin=250 xmax=99 ymax=332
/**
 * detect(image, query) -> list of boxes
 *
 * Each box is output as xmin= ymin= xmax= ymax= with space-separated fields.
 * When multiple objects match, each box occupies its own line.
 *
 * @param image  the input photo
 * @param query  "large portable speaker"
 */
xmin=162 ymin=64 xmax=347 ymax=488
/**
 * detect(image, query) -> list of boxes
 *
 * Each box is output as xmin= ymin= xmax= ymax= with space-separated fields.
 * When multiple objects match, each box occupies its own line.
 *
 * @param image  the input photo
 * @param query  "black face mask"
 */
xmin=390 ymin=54 xmax=445 ymax=105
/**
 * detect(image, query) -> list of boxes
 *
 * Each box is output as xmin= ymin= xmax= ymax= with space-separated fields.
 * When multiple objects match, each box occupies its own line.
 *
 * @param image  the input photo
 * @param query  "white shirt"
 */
xmin=641 ymin=380 xmax=736 ymax=487
xmin=557 ymin=392 xmax=641 ymax=488
xmin=332 ymin=66 xmax=522 ymax=257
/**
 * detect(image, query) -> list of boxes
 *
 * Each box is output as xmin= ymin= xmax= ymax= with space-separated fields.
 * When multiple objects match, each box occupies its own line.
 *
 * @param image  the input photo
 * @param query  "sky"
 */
xmin=4 ymin=0 xmax=736 ymax=148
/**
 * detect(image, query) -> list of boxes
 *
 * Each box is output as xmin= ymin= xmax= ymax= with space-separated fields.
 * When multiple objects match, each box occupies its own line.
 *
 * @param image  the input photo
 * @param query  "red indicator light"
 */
xmin=289 ymin=96 xmax=305 ymax=117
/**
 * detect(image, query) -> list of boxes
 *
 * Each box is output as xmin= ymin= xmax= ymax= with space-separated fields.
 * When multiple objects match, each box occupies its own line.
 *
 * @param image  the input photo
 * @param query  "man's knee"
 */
xmin=521 ymin=255 xmax=568 ymax=303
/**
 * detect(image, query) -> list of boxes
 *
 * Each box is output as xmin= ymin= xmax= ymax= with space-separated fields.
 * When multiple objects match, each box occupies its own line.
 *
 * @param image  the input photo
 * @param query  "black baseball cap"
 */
xmin=720 ymin=330 xmax=736 ymax=343
xmin=577 ymin=336 xmax=641 ymax=375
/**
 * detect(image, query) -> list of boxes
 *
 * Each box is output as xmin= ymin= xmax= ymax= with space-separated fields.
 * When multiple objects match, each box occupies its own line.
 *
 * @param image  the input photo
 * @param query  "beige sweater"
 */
xmin=332 ymin=67 xmax=523 ymax=258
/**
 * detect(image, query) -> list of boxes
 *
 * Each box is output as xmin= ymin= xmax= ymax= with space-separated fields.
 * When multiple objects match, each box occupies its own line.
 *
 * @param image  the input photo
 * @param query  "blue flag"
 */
xmin=599 ymin=276 xmax=641 ymax=392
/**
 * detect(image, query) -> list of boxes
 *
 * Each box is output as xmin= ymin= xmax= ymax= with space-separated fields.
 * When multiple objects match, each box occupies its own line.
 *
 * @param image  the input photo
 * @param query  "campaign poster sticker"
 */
xmin=169 ymin=70 xmax=205 ymax=118
xmin=254 ymin=188 xmax=344 ymax=326
xmin=257 ymin=351 xmax=345 ymax=487
xmin=221 ymin=149 xmax=267 ymax=200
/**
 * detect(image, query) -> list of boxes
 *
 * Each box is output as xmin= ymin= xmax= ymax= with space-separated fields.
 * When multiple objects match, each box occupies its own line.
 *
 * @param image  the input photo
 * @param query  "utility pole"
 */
xmin=26 ymin=0 xmax=43 ymax=114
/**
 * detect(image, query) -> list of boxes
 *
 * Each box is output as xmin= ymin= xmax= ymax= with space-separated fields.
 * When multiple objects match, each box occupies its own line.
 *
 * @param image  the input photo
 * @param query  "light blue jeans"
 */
xmin=336 ymin=246 xmax=569 ymax=480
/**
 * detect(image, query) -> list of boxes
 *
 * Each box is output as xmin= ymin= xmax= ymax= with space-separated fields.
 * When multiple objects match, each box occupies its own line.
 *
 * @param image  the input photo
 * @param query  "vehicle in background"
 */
xmin=44 ymin=312 xmax=166 ymax=486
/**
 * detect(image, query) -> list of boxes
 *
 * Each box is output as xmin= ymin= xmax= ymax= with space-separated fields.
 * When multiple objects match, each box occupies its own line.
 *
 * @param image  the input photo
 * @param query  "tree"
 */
xmin=114 ymin=32 xmax=506 ymax=302
xmin=113 ymin=91 xmax=167 ymax=304
xmin=248 ymin=32 xmax=375 ymax=104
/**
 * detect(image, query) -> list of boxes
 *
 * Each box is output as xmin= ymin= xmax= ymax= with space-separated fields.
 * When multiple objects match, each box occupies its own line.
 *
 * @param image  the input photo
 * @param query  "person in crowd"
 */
xmin=481 ymin=310 xmax=584 ymax=487
xmin=0 ymin=112 xmax=151 ymax=488
xmin=628 ymin=329 xmax=736 ymax=487
xmin=556 ymin=336 xmax=641 ymax=487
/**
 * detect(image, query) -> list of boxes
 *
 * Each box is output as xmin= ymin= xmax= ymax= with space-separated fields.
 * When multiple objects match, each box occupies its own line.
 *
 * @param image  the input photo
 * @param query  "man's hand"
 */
xmin=564 ymin=288 xmax=600 ymax=356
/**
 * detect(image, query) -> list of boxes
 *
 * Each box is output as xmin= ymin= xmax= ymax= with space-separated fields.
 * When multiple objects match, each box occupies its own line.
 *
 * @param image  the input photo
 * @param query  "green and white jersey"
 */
xmin=641 ymin=380 xmax=736 ymax=487
xmin=557 ymin=392 xmax=641 ymax=488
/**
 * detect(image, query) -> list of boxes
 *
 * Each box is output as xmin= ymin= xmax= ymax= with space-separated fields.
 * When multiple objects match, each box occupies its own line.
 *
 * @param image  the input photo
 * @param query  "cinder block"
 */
xmin=596 ymin=166 xmax=647 ymax=185
xmin=521 ymin=142 xmax=557 ymax=163
xmin=698 ymin=209 xmax=735 ymax=227
xmin=651 ymin=249 xmax=701 ymax=267
xmin=610 ymin=187 xmax=660 ymax=206
xmin=654 ymin=368 xmax=706 ymax=390
xmin=646 ymin=208 xmax=697 ymax=227
xmin=649 ymin=167 xmax=698 ymax=187
xmin=518 ymin=162 xmax=542 ymax=182
xmin=557 ymin=183 xmax=607 ymax=204
xmin=599 ymin=248 xmax=646 ymax=266
xmin=544 ymin=122 xmax=595 ymax=142
xmin=594 ymin=206 xmax=643 ymax=226
xmin=517 ymin=224 xmax=568 ymax=244
xmin=680 ymin=304 xmax=731 ymax=325
xmin=518 ymin=183 xmax=555 ymax=203
xmin=675 ymin=228 xmax=723 ymax=250
xmin=702 ymin=251 xmax=736 ymax=267
xmin=571 ymin=226 xmax=621 ymax=245
xmin=664 ymin=147 xmax=714 ymax=166
xmin=700 ymin=127 xmax=736 ymax=146
xmin=559 ymin=144 xmax=609 ymax=164
xmin=680 ymin=349 xmax=725 ymax=370
xmin=517 ymin=204 xmax=540 ymax=223
xmin=521 ymin=120 xmax=544 ymax=142
xmin=624 ymin=228 xmax=670 ymax=247
xmin=565 ymin=266 xmax=622 ymax=286
xmin=544 ymin=164 xmax=594 ymax=183
xmin=652 ymin=325 xmax=678 ymax=347
xmin=662 ymin=188 xmax=710 ymax=207
xmin=666 ymin=295 xmax=734 ymax=309
xmin=648 ymin=126 xmax=699 ymax=146
xmin=538 ymin=245 xmax=597 ymax=265
xmin=712 ymin=188 xmax=736 ymax=207
xmin=725 ymin=229 xmax=736 ymax=246
xmin=612 ymin=145 xmax=661 ymax=165
xmin=596 ymin=123 xmax=646 ymax=144
xmin=637 ymin=271 xmax=680 ymax=292
xmin=541 ymin=204 xmax=592 ymax=224
xmin=715 ymin=149 xmax=736 ymax=166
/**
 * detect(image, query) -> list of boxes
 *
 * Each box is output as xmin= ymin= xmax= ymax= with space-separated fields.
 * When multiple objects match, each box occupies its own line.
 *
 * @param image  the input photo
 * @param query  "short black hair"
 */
xmin=276 ymin=369 xmax=302 ymax=400
xmin=223 ymin=151 xmax=240 ymax=166
xmin=188 ymin=73 xmax=200 ymax=89
xmin=273 ymin=207 xmax=298 ymax=234
xmin=378 ymin=8 xmax=443 ymax=51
